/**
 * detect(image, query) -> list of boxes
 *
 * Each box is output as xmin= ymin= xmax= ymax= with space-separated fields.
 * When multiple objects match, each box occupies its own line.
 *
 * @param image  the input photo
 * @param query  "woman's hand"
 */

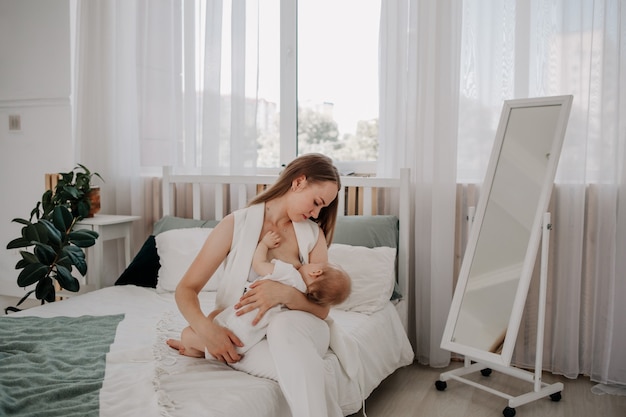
xmin=235 ymin=280 xmax=294 ymax=325
xmin=198 ymin=310 xmax=244 ymax=363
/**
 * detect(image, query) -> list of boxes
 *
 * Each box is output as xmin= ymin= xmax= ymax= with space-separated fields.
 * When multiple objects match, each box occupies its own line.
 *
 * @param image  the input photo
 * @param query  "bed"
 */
xmin=1 ymin=167 xmax=414 ymax=417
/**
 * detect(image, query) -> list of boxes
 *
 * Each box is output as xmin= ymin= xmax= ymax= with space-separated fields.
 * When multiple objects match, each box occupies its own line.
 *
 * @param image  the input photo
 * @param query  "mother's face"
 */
xmin=287 ymin=177 xmax=338 ymax=222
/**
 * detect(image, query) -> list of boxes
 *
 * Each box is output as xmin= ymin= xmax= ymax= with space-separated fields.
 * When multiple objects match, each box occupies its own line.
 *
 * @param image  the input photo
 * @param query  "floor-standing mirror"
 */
xmin=437 ymin=95 xmax=573 ymax=417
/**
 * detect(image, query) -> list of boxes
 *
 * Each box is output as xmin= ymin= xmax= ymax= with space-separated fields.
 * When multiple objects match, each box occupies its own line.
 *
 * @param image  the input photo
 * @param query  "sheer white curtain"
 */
xmin=197 ymin=0 xmax=261 ymax=174
xmin=458 ymin=0 xmax=626 ymax=385
xmin=74 ymin=0 xmax=183 ymax=281
xmin=74 ymin=0 xmax=260 ymax=242
xmin=378 ymin=0 xmax=462 ymax=367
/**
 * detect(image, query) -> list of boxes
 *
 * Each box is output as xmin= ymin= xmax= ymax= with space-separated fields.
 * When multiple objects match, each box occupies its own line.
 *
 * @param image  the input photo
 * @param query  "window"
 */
xmin=297 ymin=0 xmax=380 ymax=171
xmin=182 ymin=0 xmax=381 ymax=173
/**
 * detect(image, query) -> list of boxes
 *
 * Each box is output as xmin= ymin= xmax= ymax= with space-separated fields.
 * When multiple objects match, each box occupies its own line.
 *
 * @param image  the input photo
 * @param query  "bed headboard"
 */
xmin=161 ymin=166 xmax=410 ymax=328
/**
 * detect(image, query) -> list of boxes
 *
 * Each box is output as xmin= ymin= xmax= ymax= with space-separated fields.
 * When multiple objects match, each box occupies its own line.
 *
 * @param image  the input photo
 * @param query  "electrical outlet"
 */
xmin=9 ymin=114 xmax=21 ymax=132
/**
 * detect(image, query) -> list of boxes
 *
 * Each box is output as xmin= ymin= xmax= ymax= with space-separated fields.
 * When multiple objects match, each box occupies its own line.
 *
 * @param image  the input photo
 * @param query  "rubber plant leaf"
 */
xmin=39 ymin=219 xmax=63 ymax=247
xmin=63 ymin=246 xmax=87 ymax=275
xmin=6 ymin=236 xmax=31 ymax=249
xmin=51 ymin=205 xmax=73 ymax=233
xmin=17 ymin=263 xmax=48 ymax=287
xmin=22 ymin=222 xmax=48 ymax=244
xmin=35 ymin=276 xmax=54 ymax=300
xmin=16 ymin=251 xmax=38 ymax=269
xmin=68 ymin=229 xmax=99 ymax=248
xmin=33 ymin=242 xmax=57 ymax=266
xmin=56 ymin=265 xmax=80 ymax=292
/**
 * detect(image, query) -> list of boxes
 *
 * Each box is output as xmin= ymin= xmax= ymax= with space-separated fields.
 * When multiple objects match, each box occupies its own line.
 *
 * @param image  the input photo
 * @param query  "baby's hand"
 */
xmin=262 ymin=230 xmax=281 ymax=248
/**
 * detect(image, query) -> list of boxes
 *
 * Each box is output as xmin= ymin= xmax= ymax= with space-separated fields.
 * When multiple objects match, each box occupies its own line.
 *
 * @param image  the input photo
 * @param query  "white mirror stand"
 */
xmin=437 ymin=96 xmax=573 ymax=416
xmin=437 ymin=212 xmax=563 ymax=417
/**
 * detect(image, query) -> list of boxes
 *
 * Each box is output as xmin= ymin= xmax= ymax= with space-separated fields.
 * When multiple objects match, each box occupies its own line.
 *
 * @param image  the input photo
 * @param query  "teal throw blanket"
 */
xmin=0 ymin=314 xmax=124 ymax=417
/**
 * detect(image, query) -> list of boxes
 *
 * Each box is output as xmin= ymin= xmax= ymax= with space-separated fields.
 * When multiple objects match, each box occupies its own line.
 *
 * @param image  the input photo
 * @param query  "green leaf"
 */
xmin=17 ymin=263 xmax=48 ymax=287
xmin=35 ymin=276 xmax=54 ymax=300
xmin=56 ymin=265 xmax=80 ymax=292
xmin=68 ymin=230 xmax=98 ymax=247
xmin=39 ymin=219 xmax=63 ymax=246
xmin=16 ymin=251 xmax=38 ymax=269
xmin=41 ymin=190 xmax=54 ymax=218
xmin=6 ymin=237 xmax=32 ymax=249
xmin=33 ymin=242 xmax=57 ymax=266
xmin=11 ymin=218 xmax=32 ymax=226
xmin=19 ymin=251 xmax=39 ymax=264
xmin=59 ymin=171 xmax=75 ymax=184
xmin=76 ymin=200 xmax=90 ymax=219
xmin=63 ymin=246 xmax=87 ymax=274
xmin=22 ymin=222 xmax=48 ymax=244
xmin=63 ymin=186 xmax=81 ymax=199
xmin=44 ymin=286 xmax=56 ymax=303
xmin=72 ymin=255 xmax=87 ymax=276
xmin=64 ymin=245 xmax=85 ymax=257
xmin=16 ymin=290 xmax=36 ymax=306
xmin=51 ymin=205 xmax=73 ymax=232
xmin=76 ymin=163 xmax=90 ymax=174
xmin=15 ymin=259 xmax=29 ymax=269
xmin=56 ymin=255 xmax=72 ymax=270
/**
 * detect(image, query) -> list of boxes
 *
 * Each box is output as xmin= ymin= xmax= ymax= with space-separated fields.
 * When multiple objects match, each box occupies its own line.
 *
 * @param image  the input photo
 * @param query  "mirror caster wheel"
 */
xmin=435 ymin=380 xmax=447 ymax=391
xmin=502 ymin=406 xmax=516 ymax=417
xmin=480 ymin=368 xmax=492 ymax=377
xmin=550 ymin=392 xmax=562 ymax=402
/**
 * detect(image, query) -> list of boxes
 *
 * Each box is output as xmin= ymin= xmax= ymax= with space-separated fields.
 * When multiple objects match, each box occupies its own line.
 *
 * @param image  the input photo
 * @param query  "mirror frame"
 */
xmin=441 ymin=95 xmax=573 ymax=366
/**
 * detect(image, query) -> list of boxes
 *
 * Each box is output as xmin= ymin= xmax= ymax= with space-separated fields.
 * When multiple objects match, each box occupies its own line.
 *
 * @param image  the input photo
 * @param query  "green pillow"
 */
xmin=333 ymin=215 xmax=402 ymax=300
xmin=153 ymin=215 xmax=219 ymax=235
xmin=333 ymin=215 xmax=398 ymax=248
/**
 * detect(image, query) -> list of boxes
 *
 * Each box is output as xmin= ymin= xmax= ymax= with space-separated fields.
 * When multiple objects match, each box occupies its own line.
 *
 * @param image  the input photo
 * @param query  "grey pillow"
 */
xmin=333 ymin=215 xmax=398 ymax=248
xmin=332 ymin=215 xmax=402 ymax=300
xmin=153 ymin=215 xmax=219 ymax=235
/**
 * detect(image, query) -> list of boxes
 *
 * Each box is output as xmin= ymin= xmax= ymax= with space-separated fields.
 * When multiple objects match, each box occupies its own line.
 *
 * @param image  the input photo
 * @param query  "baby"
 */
xmin=167 ymin=230 xmax=351 ymax=357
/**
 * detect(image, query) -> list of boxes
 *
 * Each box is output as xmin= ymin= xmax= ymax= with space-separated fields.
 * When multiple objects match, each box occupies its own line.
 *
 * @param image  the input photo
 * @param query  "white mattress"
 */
xmin=15 ymin=285 xmax=414 ymax=416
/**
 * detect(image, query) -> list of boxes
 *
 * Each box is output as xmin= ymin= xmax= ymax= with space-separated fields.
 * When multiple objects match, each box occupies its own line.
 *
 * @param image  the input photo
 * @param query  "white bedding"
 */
xmin=15 ymin=285 xmax=414 ymax=416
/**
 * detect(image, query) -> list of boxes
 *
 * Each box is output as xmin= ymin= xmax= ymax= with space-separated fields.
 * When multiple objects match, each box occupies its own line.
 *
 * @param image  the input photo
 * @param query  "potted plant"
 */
xmin=46 ymin=164 xmax=104 ymax=219
xmin=4 ymin=165 xmax=103 ymax=313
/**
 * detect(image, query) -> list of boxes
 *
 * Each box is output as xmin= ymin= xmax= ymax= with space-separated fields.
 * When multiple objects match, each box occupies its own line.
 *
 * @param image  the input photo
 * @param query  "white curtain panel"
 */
xmin=458 ymin=0 xmax=626 ymax=385
xmin=73 ymin=0 xmax=180 ymax=280
xmin=378 ymin=0 xmax=462 ymax=367
xmin=199 ymin=0 xmax=261 ymax=174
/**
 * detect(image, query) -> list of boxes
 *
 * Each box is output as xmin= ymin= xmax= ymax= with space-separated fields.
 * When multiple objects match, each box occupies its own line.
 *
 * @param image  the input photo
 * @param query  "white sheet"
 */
xmin=14 ymin=285 xmax=414 ymax=417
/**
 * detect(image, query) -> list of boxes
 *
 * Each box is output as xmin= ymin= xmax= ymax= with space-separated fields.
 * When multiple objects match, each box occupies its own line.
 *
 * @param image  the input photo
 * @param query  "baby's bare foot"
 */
xmin=166 ymin=338 xmax=182 ymax=351
xmin=166 ymin=338 xmax=204 ymax=357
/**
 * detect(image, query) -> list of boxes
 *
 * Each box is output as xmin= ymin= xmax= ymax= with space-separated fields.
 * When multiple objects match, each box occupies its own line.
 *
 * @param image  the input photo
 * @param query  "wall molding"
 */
xmin=0 ymin=97 xmax=71 ymax=109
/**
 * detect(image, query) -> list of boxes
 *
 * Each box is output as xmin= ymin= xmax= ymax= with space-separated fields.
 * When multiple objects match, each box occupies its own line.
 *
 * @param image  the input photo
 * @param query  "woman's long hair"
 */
xmin=249 ymin=153 xmax=341 ymax=244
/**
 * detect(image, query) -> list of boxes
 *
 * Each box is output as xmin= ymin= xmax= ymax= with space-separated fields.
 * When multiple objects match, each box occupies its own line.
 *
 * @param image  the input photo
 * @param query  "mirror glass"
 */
xmin=441 ymin=96 xmax=572 ymax=366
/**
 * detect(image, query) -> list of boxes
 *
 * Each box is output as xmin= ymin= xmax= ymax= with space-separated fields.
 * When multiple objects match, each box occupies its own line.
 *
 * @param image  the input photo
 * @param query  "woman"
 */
xmin=174 ymin=153 xmax=343 ymax=417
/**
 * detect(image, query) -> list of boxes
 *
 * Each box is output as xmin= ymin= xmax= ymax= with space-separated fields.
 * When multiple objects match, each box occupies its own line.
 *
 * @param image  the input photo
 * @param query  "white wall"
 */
xmin=0 ymin=0 xmax=74 ymax=297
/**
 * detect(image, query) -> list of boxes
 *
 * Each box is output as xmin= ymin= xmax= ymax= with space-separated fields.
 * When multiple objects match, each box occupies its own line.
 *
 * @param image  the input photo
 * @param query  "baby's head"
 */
xmin=299 ymin=262 xmax=351 ymax=307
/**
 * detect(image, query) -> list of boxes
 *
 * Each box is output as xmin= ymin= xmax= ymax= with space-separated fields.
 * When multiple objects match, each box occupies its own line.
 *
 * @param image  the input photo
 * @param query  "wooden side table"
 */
xmin=74 ymin=214 xmax=141 ymax=290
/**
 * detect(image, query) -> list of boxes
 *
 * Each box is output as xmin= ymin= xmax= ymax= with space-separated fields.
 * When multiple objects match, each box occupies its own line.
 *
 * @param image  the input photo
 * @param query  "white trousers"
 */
xmin=230 ymin=310 xmax=343 ymax=417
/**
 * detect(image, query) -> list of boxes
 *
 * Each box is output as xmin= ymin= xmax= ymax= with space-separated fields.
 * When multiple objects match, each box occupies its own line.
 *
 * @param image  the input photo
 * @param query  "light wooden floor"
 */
xmin=350 ymin=361 xmax=626 ymax=417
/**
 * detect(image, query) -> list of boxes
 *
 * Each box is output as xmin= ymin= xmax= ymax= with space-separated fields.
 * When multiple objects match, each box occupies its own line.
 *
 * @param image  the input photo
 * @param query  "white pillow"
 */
xmin=155 ymin=228 xmax=224 ymax=293
xmin=329 ymin=243 xmax=396 ymax=314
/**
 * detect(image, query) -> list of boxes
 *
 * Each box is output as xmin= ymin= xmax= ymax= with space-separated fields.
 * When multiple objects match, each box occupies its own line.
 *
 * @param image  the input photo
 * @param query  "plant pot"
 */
xmin=87 ymin=187 xmax=101 ymax=217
